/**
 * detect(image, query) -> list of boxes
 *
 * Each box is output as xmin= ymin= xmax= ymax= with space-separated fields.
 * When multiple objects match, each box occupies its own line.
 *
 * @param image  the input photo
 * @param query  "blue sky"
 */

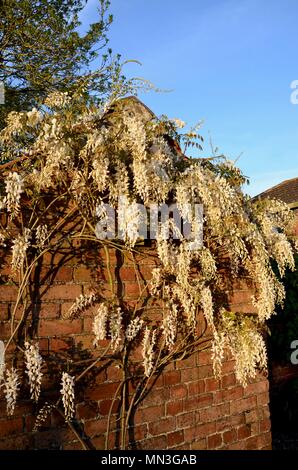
xmin=79 ymin=0 xmax=298 ymax=196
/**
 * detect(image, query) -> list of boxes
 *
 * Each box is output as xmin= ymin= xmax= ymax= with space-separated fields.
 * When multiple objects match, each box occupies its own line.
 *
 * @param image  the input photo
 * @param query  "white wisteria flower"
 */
xmin=93 ymin=303 xmax=108 ymax=346
xmin=61 ymin=372 xmax=75 ymax=421
xmin=63 ymin=293 xmax=97 ymax=320
xmin=24 ymin=342 xmax=43 ymax=402
xmin=35 ymin=224 xmax=48 ymax=250
xmin=110 ymin=307 xmax=123 ymax=351
xmin=162 ymin=304 xmax=178 ymax=349
xmin=5 ymin=368 xmax=19 ymax=415
xmin=11 ymin=228 xmax=31 ymax=272
xmin=142 ymin=328 xmax=157 ymax=377
xmin=5 ymin=171 xmax=24 ymax=217
xmin=126 ymin=317 xmax=144 ymax=342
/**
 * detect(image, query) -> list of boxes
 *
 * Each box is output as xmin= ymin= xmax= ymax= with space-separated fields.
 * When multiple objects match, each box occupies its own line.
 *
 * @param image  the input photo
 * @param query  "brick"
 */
xmin=216 ymin=413 xmax=245 ymax=432
xmin=184 ymin=422 xmax=216 ymax=441
xmin=198 ymin=365 xmax=213 ymax=379
xmin=77 ymin=402 xmax=99 ymax=420
xmin=73 ymin=334 xmax=94 ymax=350
xmin=38 ymin=338 xmax=49 ymax=352
xmin=176 ymin=412 xmax=195 ymax=429
xmin=260 ymin=418 xmax=271 ymax=433
xmin=185 ymin=394 xmax=213 ymax=413
xmin=98 ymin=399 xmax=120 ymax=416
xmin=118 ymin=267 xmax=136 ymax=281
xmin=144 ymin=388 xmax=170 ymax=407
xmin=205 ymin=378 xmax=220 ymax=392
xmin=0 ymin=286 xmax=18 ymax=301
xmin=257 ymin=391 xmax=270 ymax=406
xmin=135 ymin=405 xmax=165 ymax=425
xmin=257 ymin=431 xmax=272 ymax=449
xmin=54 ymin=267 xmax=73 ymax=282
xmin=167 ymin=430 xmax=184 ymax=447
xmin=213 ymin=390 xmax=225 ymax=404
xmin=0 ymin=304 xmax=9 ymax=321
xmin=221 ymin=360 xmax=235 ymax=374
xmin=25 ymin=415 xmax=36 ymax=433
xmin=170 ymin=384 xmax=187 ymax=400
xmin=147 ymin=373 xmax=164 ymax=389
xmin=50 ymin=337 xmax=71 ymax=351
xmin=226 ymin=441 xmax=246 ymax=450
xmin=86 ymin=382 xmax=120 ymax=401
xmin=190 ymin=438 xmax=207 ymax=450
xmin=244 ymin=380 xmax=268 ymax=397
xmin=41 ymin=285 xmax=81 ymax=300
xmin=229 ymin=290 xmax=252 ymax=305
xmin=222 ymin=373 xmax=236 ymax=388
xmin=92 ymin=435 xmax=106 ymax=450
xmin=0 ymin=417 xmax=23 ymax=438
xmin=0 ymin=321 xmax=13 ymax=338
xmin=149 ymin=417 xmax=175 ymax=436
xmin=73 ymin=267 xmax=94 ymax=282
xmin=223 ymin=429 xmax=237 ymax=444
xmin=245 ymin=409 xmax=259 ymax=424
xmin=38 ymin=304 xmax=60 ymax=319
xmin=237 ymin=424 xmax=251 ymax=440
xmin=164 ymin=370 xmax=181 ymax=386
xmin=207 ymin=433 xmax=223 ymax=449
xmin=188 ymin=380 xmax=205 ymax=397
xmin=84 ymin=418 xmax=108 ymax=437
xmin=181 ymin=367 xmax=199 ymax=383
xmin=250 ymin=422 xmax=259 ymax=435
xmin=139 ymin=435 xmax=167 ymax=450
xmin=222 ymin=386 xmax=243 ymax=401
xmin=197 ymin=350 xmax=211 ymax=365
xmin=0 ymin=434 xmax=33 ymax=450
xmin=106 ymin=365 xmax=122 ymax=382
xmin=166 ymin=400 xmax=183 ymax=416
xmin=199 ymin=403 xmax=230 ymax=423
xmin=130 ymin=424 xmax=147 ymax=441
xmin=179 ymin=354 xmax=196 ymax=368
xmin=39 ymin=319 xmax=82 ymax=337
xmin=230 ymin=396 xmax=257 ymax=415
xmin=244 ymin=435 xmax=258 ymax=450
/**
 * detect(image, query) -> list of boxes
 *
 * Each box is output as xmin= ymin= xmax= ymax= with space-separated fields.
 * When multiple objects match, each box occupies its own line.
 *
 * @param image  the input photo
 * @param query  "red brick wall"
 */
xmin=293 ymin=209 xmax=298 ymax=236
xmin=0 ymin=245 xmax=272 ymax=450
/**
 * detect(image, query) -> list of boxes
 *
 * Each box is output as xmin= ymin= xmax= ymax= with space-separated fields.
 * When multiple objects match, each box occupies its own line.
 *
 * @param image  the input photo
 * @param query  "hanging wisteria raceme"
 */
xmin=110 ymin=307 xmax=123 ymax=352
xmin=11 ymin=228 xmax=31 ymax=272
xmin=4 ymin=368 xmax=19 ymax=416
xmin=92 ymin=303 xmax=108 ymax=346
xmin=161 ymin=303 xmax=178 ymax=349
xmin=142 ymin=328 xmax=157 ymax=377
xmin=126 ymin=317 xmax=144 ymax=342
xmin=35 ymin=225 xmax=48 ymax=250
xmin=63 ymin=293 xmax=97 ymax=320
xmin=60 ymin=372 xmax=75 ymax=421
xmin=4 ymin=171 xmax=24 ymax=217
xmin=24 ymin=342 xmax=43 ymax=402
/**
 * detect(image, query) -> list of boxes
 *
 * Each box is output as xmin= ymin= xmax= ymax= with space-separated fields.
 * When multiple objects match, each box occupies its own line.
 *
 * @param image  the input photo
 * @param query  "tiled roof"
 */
xmin=255 ymin=177 xmax=298 ymax=205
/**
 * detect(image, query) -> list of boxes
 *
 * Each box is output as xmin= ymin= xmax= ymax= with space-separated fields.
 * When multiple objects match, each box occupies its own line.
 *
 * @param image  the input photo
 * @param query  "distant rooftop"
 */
xmin=255 ymin=177 xmax=298 ymax=207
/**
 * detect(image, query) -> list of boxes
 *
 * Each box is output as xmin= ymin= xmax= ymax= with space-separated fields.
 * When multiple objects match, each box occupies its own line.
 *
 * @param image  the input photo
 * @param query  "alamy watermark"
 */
xmin=0 ymin=82 xmax=4 ymax=105
xmin=290 ymin=340 xmax=298 ymax=364
xmin=94 ymin=196 xmax=203 ymax=250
